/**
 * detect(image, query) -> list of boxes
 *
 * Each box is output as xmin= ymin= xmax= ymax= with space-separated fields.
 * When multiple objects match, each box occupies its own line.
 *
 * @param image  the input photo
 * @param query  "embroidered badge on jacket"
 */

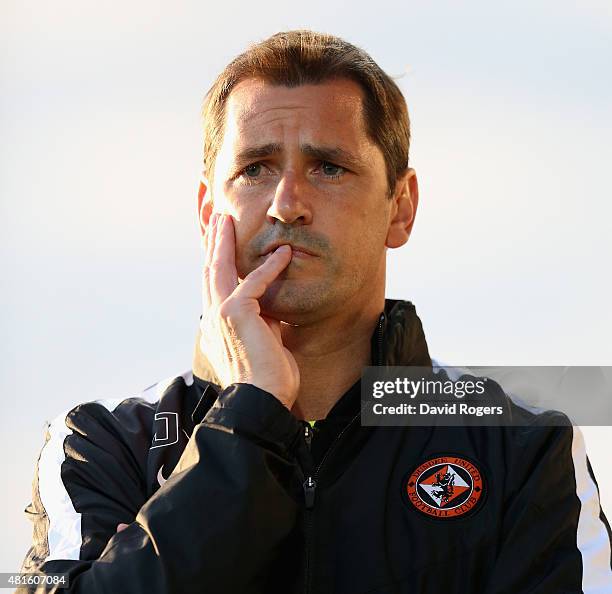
xmin=403 ymin=455 xmax=485 ymax=519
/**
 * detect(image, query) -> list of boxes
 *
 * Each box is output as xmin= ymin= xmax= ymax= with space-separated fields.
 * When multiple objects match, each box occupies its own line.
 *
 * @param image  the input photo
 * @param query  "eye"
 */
xmin=320 ymin=161 xmax=345 ymax=178
xmin=244 ymin=163 xmax=262 ymax=177
xmin=235 ymin=162 xmax=268 ymax=186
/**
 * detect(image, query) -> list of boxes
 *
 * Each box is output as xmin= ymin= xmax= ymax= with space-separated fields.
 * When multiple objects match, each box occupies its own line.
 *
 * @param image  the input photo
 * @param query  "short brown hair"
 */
xmin=201 ymin=30 xmax=410 ymax=197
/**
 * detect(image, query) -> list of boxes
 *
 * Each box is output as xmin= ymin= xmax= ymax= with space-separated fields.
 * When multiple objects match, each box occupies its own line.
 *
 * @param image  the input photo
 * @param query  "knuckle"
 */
xmin=218 ymin=300 xmax=237 ymax=320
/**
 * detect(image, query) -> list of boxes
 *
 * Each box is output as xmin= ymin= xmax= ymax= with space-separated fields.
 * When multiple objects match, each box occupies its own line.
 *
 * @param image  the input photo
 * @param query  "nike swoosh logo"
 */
xmin=157 ymin=464 xmax=167 ymax=487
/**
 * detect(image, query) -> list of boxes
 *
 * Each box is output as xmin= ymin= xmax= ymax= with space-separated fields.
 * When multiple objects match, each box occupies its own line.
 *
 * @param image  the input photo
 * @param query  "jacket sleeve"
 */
xmin=484 ymin=422 xmax=612 ymax=594
xmin=16 ymin=383 xmax=305 ymax=594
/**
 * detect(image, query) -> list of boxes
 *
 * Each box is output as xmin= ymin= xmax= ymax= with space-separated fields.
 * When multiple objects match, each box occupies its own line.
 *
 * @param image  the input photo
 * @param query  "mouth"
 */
xmin=289 ymin=248 xmax=314 ymax=259
xmin=260 ymin=243 xmax=318 ymax=258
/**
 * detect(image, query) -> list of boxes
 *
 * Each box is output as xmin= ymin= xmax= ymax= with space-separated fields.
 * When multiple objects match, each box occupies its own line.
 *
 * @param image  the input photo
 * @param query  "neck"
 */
xmin=283 ymin=295 xmax=385 ymax=421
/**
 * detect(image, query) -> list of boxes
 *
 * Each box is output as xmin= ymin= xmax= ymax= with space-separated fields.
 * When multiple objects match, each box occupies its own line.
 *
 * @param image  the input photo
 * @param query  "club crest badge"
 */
xmin=403 ymin=455 xmax=485 ymax=519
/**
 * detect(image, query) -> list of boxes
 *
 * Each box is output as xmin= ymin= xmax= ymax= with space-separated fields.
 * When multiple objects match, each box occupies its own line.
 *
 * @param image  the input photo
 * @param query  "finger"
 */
xmin=234 ymin=244 xmax=292 ymax=301
xmin=202 ymin=213 xmax=218 ymax=310
xmin=116 ymin=523 xmax=129 ymax=533
xmin=204 ymin=212 xmax=218 ymax=270
xmin=210 ymin=214 xmax=239 ymax=305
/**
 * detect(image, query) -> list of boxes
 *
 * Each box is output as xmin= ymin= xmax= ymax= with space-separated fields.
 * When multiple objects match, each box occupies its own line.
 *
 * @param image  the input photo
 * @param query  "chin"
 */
xmin=258 ymin=280 xmax=330 ymax=323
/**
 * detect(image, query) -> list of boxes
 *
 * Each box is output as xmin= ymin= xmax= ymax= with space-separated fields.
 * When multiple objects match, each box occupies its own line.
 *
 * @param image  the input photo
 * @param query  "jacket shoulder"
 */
xmin=52 ymin=369 xmax=196 ymax=436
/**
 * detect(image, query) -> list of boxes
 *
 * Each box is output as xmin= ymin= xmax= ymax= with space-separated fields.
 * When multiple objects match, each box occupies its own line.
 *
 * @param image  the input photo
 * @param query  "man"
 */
xmin=18 ymin=30 xmax=612 ymax=593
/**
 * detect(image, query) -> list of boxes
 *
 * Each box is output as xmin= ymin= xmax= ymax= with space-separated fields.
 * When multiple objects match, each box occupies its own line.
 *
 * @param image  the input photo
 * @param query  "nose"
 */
xmin=266 ymin=172 xmax=313 ymax=226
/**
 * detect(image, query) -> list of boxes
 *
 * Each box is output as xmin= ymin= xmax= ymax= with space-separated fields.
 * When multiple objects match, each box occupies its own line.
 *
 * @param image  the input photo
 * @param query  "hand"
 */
xmin=199 ymin=212 xmax=300 ymax=409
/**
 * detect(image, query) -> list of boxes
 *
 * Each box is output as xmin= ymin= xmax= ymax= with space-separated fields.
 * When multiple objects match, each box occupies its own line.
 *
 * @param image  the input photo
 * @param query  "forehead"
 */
xmin=222 ymin=77 xmax=370 ymax=149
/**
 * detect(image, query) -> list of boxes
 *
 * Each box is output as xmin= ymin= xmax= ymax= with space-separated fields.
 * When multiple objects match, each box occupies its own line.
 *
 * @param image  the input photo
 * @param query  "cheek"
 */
xmin=212 ymin=192 xmax=265 ymax=261
xmin=231 ymin=217 xmax=263 ymax=279
xmin=345 ymin=207 xmax=389 ymax=263
xmin=350 ymin=201 xmax=385 ymax=238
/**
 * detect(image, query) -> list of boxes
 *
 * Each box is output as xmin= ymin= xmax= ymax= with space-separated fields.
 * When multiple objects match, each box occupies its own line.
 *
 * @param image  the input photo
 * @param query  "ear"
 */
xmin=385 ymin=168 xmax=419 ymax=249
xmin=197 ymin=175 xmax=213 ymax=239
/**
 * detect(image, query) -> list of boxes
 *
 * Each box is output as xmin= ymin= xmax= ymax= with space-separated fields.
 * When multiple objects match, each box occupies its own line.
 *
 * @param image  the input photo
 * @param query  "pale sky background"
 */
xmin=1 ymin=0 xmax=611 ymax=574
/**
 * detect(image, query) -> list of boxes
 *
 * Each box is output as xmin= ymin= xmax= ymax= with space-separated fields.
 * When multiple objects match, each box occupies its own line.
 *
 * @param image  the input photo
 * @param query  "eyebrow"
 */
xmin=232 ymin=142 xmax=365 ymax=171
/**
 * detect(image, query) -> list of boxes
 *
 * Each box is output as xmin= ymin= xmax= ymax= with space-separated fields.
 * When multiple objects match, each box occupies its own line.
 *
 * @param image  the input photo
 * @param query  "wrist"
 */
xmin=249 ymin=382 xmax=297 ymax=410
xmin=203 ymin=383 xmax=302 ymax=451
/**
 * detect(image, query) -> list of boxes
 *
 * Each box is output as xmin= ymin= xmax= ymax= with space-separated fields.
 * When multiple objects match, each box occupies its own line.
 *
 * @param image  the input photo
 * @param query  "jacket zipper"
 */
xmin=302 ymin=311 xmax=386 ymax=594
xmin=376 ymin=311 xmax=384 ymax=366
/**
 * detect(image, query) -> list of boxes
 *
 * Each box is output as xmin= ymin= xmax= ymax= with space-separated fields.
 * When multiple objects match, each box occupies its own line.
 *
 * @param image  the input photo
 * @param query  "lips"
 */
xmin=260 ymin=242 xmax=317 ymax=258
xmin=290 ymin=249 xmax=313 ymax=259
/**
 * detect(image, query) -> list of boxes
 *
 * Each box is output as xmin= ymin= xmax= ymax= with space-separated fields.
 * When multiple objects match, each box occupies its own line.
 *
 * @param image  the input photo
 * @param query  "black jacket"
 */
xmin=18 ymin=299 xmax=612 ymax=593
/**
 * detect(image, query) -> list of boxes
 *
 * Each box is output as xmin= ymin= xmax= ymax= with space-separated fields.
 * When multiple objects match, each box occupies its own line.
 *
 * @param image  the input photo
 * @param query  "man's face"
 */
xmin=204 ymin=77 xmax=404 ymax=322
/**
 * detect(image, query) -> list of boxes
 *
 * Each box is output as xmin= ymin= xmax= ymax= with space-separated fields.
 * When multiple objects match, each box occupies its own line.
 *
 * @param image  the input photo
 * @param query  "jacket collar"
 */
xmin=375 ymin=298 xmax=431 ymax=367
xmin=192 ymin=298 xmax=431 ymax=386
xmin=323 ymin=298 xmax=431 ymax=422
